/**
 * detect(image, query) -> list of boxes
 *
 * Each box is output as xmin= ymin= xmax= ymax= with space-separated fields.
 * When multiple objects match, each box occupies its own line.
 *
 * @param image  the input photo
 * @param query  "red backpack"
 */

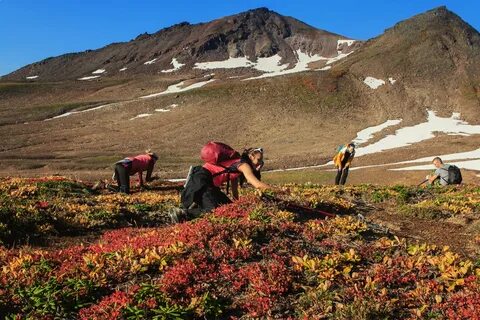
xmin=200 ymin=142 xmax=242 ymax=192
xmin=201 ymin=142 xmax=240 ymax=165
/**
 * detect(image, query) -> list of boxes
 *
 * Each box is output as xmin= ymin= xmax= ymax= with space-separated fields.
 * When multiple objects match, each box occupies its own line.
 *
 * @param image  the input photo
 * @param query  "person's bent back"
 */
xmin=114 ymin=150 xmax=158 ymax=194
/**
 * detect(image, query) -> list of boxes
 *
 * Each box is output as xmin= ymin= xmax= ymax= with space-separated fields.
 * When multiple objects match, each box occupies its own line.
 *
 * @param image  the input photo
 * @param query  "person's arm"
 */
xmin=237 ymin=163 xmax=270 ymax=190
xmin=145 ymin=161 xmax=154 ymax=182
xmin=428 ymin=174 xmax=439 ymax=184
xmin=334 ymin=152 xmax=344 ymax=169
xmin=231 ymin=178 xmax=239 ymax=200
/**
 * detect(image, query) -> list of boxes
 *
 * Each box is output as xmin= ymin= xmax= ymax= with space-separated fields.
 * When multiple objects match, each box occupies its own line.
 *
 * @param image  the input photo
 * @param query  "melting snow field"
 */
xmin=266 ymin=111 xmax=480 ymax=173
xmin=144 ymin=58 xmax=158 ymax=65
xmin=44 ymin=103 xmax=117 ymax=121
xmin=130 ymin=113 xmax=152 ymax=120
xmin=253 ymin=55 xmax=288 ymax=73
xmin=392 ymin=159 xmax=480 ymax=171
xmin=389 ymin=148 xmax=480 ymax=171
xmin=92 ymin=69 xmax=106 ymax=74
xmin=193 ymin=50 xmax=352 ymax=80
xmin=78 ymin=76 xmax=100 ymax=81
xmin=195 ymin=56 xmax=254 ymax=70
xmin=364 ymin=77 xmax=385 ymax=89
xmin=26 ymin=75 xmax=39 ymax=80
xmin=325 ymin=52 xmax=353 ymax=65
xmin=350 ymin=148 xmax=480 ymax=172
xmin=161 ymin=58 xmax=185 ymax=73
xmin=389 ymin=77 xmax=397 ymax=84
xmin=247 ymin=51 xmax=324 ymax=80
xmin=356 ymin=111 xmax=480 ymax=157
xmin=155 ymin=104 xmax=179 ymax=112
xmin=317 ymin=66 xmax=332 ymax=71
xmin=352 ymin=119 xmax=403 ymax=145
xmin=337 ymin=39 xmax=356 ymax=48
xmin=140 ymin=79 xmax=216 ymax=99
xmin=337 ymin=40 xmax=356 ymax=54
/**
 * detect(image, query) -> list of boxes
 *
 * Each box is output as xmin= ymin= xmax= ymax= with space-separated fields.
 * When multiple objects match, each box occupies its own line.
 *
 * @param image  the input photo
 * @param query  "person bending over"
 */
xmin=170 ymin=144 xmax=270 ymax=222
xmin=333 ymin=143 xmax=355 ymax=185
xmin=114 ymin=150 xmax=158 ymax=194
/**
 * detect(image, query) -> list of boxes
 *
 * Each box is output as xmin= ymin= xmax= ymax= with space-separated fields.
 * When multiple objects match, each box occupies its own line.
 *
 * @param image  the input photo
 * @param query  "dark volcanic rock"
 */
xmin=5 ymin=8 xmax=359 ymax=81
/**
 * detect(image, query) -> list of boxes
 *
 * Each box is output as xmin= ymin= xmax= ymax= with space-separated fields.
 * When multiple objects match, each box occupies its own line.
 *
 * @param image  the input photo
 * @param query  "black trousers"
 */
xmin=186 ymin=186 xmax=231 ymax=219
xmin=335 ymin=167 xmax=349 ymax=185
xmin=115 ymin=163 xmax=131 ymax=194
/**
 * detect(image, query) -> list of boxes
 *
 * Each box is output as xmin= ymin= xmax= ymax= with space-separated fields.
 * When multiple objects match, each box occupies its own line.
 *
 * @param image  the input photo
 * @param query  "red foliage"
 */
xmin=237 ymin=258 xmax=292 ymax=317
xmin=160 ymin=253 xmax=218 ymax=300
xmin=78 ymin=291 xmax=131 ymax=320
xmin=36 ymin=201 xmax=49 ymax=209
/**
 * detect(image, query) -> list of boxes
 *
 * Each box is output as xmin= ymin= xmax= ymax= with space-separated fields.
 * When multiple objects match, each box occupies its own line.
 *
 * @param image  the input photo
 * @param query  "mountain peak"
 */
xmin=246 ymin=7 xmax=273 ymax=14
xmin=380 ymin=5 xmax=480 ymax=44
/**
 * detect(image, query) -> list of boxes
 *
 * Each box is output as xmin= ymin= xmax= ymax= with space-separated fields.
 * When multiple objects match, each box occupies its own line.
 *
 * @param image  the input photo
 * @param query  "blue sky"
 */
xmin=0 ymin=0 xmax=478 ymax=76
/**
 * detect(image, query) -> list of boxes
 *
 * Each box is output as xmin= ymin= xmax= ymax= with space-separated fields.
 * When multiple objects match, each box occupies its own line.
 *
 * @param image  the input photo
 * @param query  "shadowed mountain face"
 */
xmin=1 ymin=6 xmax=480 ymax=181
xmin=4 ymin=8 xmax=360 ymax=81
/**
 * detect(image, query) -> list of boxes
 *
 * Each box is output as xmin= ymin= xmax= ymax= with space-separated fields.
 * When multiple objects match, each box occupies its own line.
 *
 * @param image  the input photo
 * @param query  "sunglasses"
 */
xmin=252 ymin=147 xmax=263 ymax=153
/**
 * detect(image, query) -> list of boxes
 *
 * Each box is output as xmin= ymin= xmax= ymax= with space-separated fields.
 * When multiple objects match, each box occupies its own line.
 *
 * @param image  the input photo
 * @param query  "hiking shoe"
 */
xmin=168 ymin=208 xmax=186 ymax=224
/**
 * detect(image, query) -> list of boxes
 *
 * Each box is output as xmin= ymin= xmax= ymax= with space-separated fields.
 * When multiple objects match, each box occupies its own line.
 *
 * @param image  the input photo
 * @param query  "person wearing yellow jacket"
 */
xmin=333 ymin=143 xmax=355 ymax=185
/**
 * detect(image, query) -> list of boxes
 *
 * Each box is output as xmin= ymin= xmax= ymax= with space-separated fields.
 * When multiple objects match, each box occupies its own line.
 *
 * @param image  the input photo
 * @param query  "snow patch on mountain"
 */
xmin=92 ymin=69 xmax=106 ymax=74
xmin=78 ymin=76 xmax=100 ymax=81
xmin=254 ymin=54 xmax=288 ymax=72
xmin=392 ymin=159 xmax=480 ymax=171
xmin=337 ymin=39 xmax=356 ymax=54
xmin=140 ymin=79 xmax=216 ymax=98
xmin=317 ymin=66 xmax=332 ymax=71
xmin=194 ymin=50 xmax=352 ymax=80
xmin=155 ymin=104 xmax=179 ymax=112
xmin=356 ymin=110 xmax=480 ymax=157
xmin=144 ymin=58 xmax=158 ymax=65
xmin=130 ymin=113 xmax=153 ymax=120
xmin=353 ymin=119 xmax=403 ymax=145
xmin=364 ymin=77 xmax=385 ymax=89
xmin=161 ymin=58 xmax=185 ymax=73
xmin=44 ymin=103 xmax=117 ymax=121
xmin=195 ymin=57 xmax=254 ymax=70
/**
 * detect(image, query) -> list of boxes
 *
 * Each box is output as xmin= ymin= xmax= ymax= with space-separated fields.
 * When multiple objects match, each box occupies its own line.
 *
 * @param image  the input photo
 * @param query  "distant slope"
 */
xmin=3 ymin=8 xmax=360 ymax=81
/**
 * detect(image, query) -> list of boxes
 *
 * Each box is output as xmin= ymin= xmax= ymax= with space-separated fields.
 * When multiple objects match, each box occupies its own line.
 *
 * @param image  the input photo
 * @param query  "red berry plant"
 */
xmin=1 ymin=179 xmax=480 ymax=319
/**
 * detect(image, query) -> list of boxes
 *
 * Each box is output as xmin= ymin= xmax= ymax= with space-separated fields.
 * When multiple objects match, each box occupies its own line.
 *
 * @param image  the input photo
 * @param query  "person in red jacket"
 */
xmin=113 ymin=150 xmax=158 ymax=194
xmin=171 ymin=146 xmax=270 ymax=223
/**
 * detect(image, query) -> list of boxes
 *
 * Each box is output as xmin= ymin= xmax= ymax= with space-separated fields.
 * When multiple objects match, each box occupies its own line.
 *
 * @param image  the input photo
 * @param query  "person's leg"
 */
xmin=185 ymin=207 xmax=205 ymax=219
xmin=184 ymin=186 xmax=231 ymax=219
xmin=116 ymin=164 xmax=130 ymax=194
xmin=335 ymin=169 xmax=342 ymax=185
xmin=201 ymin=186 xmax=231 ymax=212
xmin=115 ymin=166 xmax=121 ymax=189
xmin=340 ymin=167 xmax=349 ymax=185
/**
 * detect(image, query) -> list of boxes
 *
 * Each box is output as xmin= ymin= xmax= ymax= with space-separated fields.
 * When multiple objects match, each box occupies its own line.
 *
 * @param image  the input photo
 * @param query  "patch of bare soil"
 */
xmin=368 ymin=206 xmax=480 ymax=259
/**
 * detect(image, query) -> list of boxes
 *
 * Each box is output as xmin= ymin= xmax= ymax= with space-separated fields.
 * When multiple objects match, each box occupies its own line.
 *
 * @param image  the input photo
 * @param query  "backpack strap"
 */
xmin=439 ymin=167 xmax=450 ymax=184
xmin=211 ymin=161 xmax=243 ymax=195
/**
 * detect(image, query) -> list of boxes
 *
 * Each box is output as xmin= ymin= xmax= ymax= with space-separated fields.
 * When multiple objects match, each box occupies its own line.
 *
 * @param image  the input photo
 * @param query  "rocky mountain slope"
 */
xmin=3 ymin=8 xmax=360 ymax=81
xmin=1 ymin=6 xmax=480 ymax=182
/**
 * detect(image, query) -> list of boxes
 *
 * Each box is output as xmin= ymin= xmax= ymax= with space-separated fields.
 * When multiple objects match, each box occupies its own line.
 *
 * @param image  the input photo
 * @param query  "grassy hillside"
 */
xmin=1 ymin=177 xmax=480 ymax=319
